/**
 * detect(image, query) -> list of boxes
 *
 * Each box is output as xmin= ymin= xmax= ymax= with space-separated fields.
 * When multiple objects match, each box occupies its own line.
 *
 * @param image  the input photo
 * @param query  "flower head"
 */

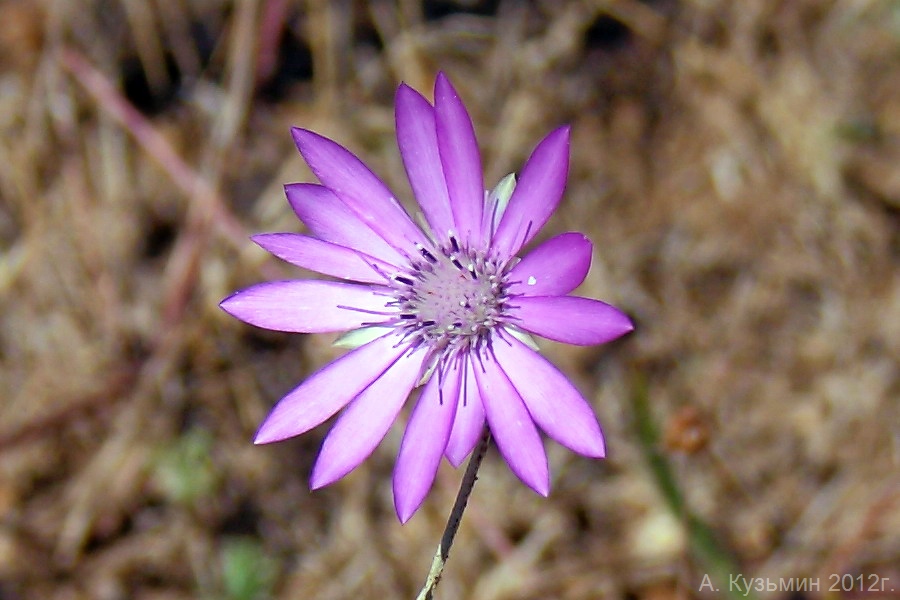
xmin=221 ymin=72 xmax=633 ymax=522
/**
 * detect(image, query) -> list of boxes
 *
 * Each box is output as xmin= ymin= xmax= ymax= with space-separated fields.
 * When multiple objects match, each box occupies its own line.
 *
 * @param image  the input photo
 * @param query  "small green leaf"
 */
xmin=153 ymin=428 xmax=218 ymax=505
xmin=333 ymin=326 xmax=393 ymax=349
xmin=487 ymin=173 xmax=517 ymax=224
xmin=220 ymin=537 xmax=277 ymax=600
xmin=504 ymin=326 xmax=540 ymax=351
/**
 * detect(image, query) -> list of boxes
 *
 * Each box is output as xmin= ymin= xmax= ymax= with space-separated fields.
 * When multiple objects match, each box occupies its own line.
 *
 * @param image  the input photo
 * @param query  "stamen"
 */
xmin=461 ymin=365 xmax=468 ymax=407
xmin=417 ymin=244 xmax=438 ymax=264
xmin=520 ymin=221 xmax=533 ymax=251
xmin=436 ymin=360 xmax=445 ymax=405
xmin=336 ymin=305 xmax=396 ymax=316
xmin=388 ymin=235 xmax=509 ymax=356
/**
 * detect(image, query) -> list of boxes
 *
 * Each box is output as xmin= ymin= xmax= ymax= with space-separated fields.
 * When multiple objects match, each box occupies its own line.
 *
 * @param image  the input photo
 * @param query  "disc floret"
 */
xmin=391 ymin=235 xmax=511 ymax=355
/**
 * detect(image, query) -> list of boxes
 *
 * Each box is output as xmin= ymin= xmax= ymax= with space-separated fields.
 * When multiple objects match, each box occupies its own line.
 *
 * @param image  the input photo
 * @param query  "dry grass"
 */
xmin=0 ymin=0 xmax=898 ymax=598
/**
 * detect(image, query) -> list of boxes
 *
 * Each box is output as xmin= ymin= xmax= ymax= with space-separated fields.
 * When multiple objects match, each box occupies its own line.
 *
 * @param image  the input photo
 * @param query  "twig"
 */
xmin=57 ymin=48 xmax=253 ymax=253
xmin=416 ymin=426 xmax=491 ymax=600
xmin=0 ymin=368 xmax=137 ymax=450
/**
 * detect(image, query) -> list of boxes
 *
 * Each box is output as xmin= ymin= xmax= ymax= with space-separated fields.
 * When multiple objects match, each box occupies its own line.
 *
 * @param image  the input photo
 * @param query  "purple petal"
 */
xmin=393 ymin=359 xmax=462 ymax=522
xmin=219 ymin=280 xmax=392 ymax=333
xmin=434 ymin=72 xmax=485 ymax=247
xmin=291 ymin=128 xmax=428 ymax=253
xmin=445 ymin=358 xmax=486 ymax=467
xmin=395 ymin=84 xmax=455 ymax=243
xmin=507 ymin=232 xmax=592 ymax=297
xmin=493 ymin=333 xmax=605 ymax=457
xmin=310 ymin=346 xmax=426 ymax=489
xmin=492 ymin=126 xmax=570 ymax=258
xmin=285 ymin=183 xmax=404 ymax=266
xmin=474 ymin=350 xmax=549 ymax=496
xmin=254 ymin=332 xmax=408 ymax=443
xmin=507 ymin=295 xmax=633 ymax=346
xmin=253 ymin=233 xmax=395 ymax=284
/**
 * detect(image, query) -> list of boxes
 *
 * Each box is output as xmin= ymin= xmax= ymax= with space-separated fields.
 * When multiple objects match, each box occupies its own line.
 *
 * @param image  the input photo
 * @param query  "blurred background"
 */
xmin=0 ymin=0 xmax=898 ymax=598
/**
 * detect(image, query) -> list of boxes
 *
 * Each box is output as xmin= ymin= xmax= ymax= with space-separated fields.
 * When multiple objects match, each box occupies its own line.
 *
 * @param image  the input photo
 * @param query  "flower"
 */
xmin=220 ymin=72 xmax=633 ymax=522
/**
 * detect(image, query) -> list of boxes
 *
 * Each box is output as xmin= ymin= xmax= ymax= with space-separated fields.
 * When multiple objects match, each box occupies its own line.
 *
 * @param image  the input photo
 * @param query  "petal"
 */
xmin=474 ymin=350 xmax=549 ymax=496
xmin=507 ymin=232 xmax=593 ymax=296
xmin=219 ymin=280 xmax=393 ymax=333
xmin=252 ymin=233 xmax=394 ymax=284
xmin=492 ymin=332 xmax=605 ymax=457
xmin=285 ymin=183 xmax=404 ymax=266
xmin=254 ymin=332 xmax=408 ymax=443
xmin=291 ymin=128 xmax=428 ymax=253
xmin=395 ymin=83 xmax=455 ymax=242
xmin=445 ymin=357 xmax=486 ymax=467
xmin=492 ymin=126 xmax=570 ymax=258
xmin=393 ymin=358 xmax=462 ymax=522
xmin=507 ymin=295 xmax=633 ymax=346
xmin=434 ymin=72 xmax=485 ymax=247
xmin=310 ymin=346 xmax=426 ymax=489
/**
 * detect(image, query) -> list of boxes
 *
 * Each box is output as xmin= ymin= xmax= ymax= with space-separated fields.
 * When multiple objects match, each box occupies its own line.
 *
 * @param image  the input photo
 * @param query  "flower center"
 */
xmin=391 ymin=235 xmax=509 ymax=353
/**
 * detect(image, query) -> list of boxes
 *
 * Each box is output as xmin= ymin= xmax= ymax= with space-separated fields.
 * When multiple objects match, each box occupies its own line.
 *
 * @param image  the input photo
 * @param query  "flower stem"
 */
xmin=415 ymin=426 xmax=491 ymax=600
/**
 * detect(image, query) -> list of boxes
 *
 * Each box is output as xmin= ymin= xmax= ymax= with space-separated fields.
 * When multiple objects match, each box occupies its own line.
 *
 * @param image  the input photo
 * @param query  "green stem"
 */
xmin=632 ymin=375 xmax=753 ymax=600
xmin=415 ymin=426 xmax=491 ymax=600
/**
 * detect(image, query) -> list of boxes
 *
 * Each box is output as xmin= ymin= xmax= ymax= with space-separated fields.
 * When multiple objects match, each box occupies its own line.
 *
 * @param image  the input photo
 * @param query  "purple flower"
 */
xmin=221 ymin=72 xmax=633 ymax=522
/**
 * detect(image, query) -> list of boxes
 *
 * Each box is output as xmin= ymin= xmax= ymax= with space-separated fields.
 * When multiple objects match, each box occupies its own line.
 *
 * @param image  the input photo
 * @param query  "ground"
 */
xmin=0 ymin=1 xmax=898 ymax=599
